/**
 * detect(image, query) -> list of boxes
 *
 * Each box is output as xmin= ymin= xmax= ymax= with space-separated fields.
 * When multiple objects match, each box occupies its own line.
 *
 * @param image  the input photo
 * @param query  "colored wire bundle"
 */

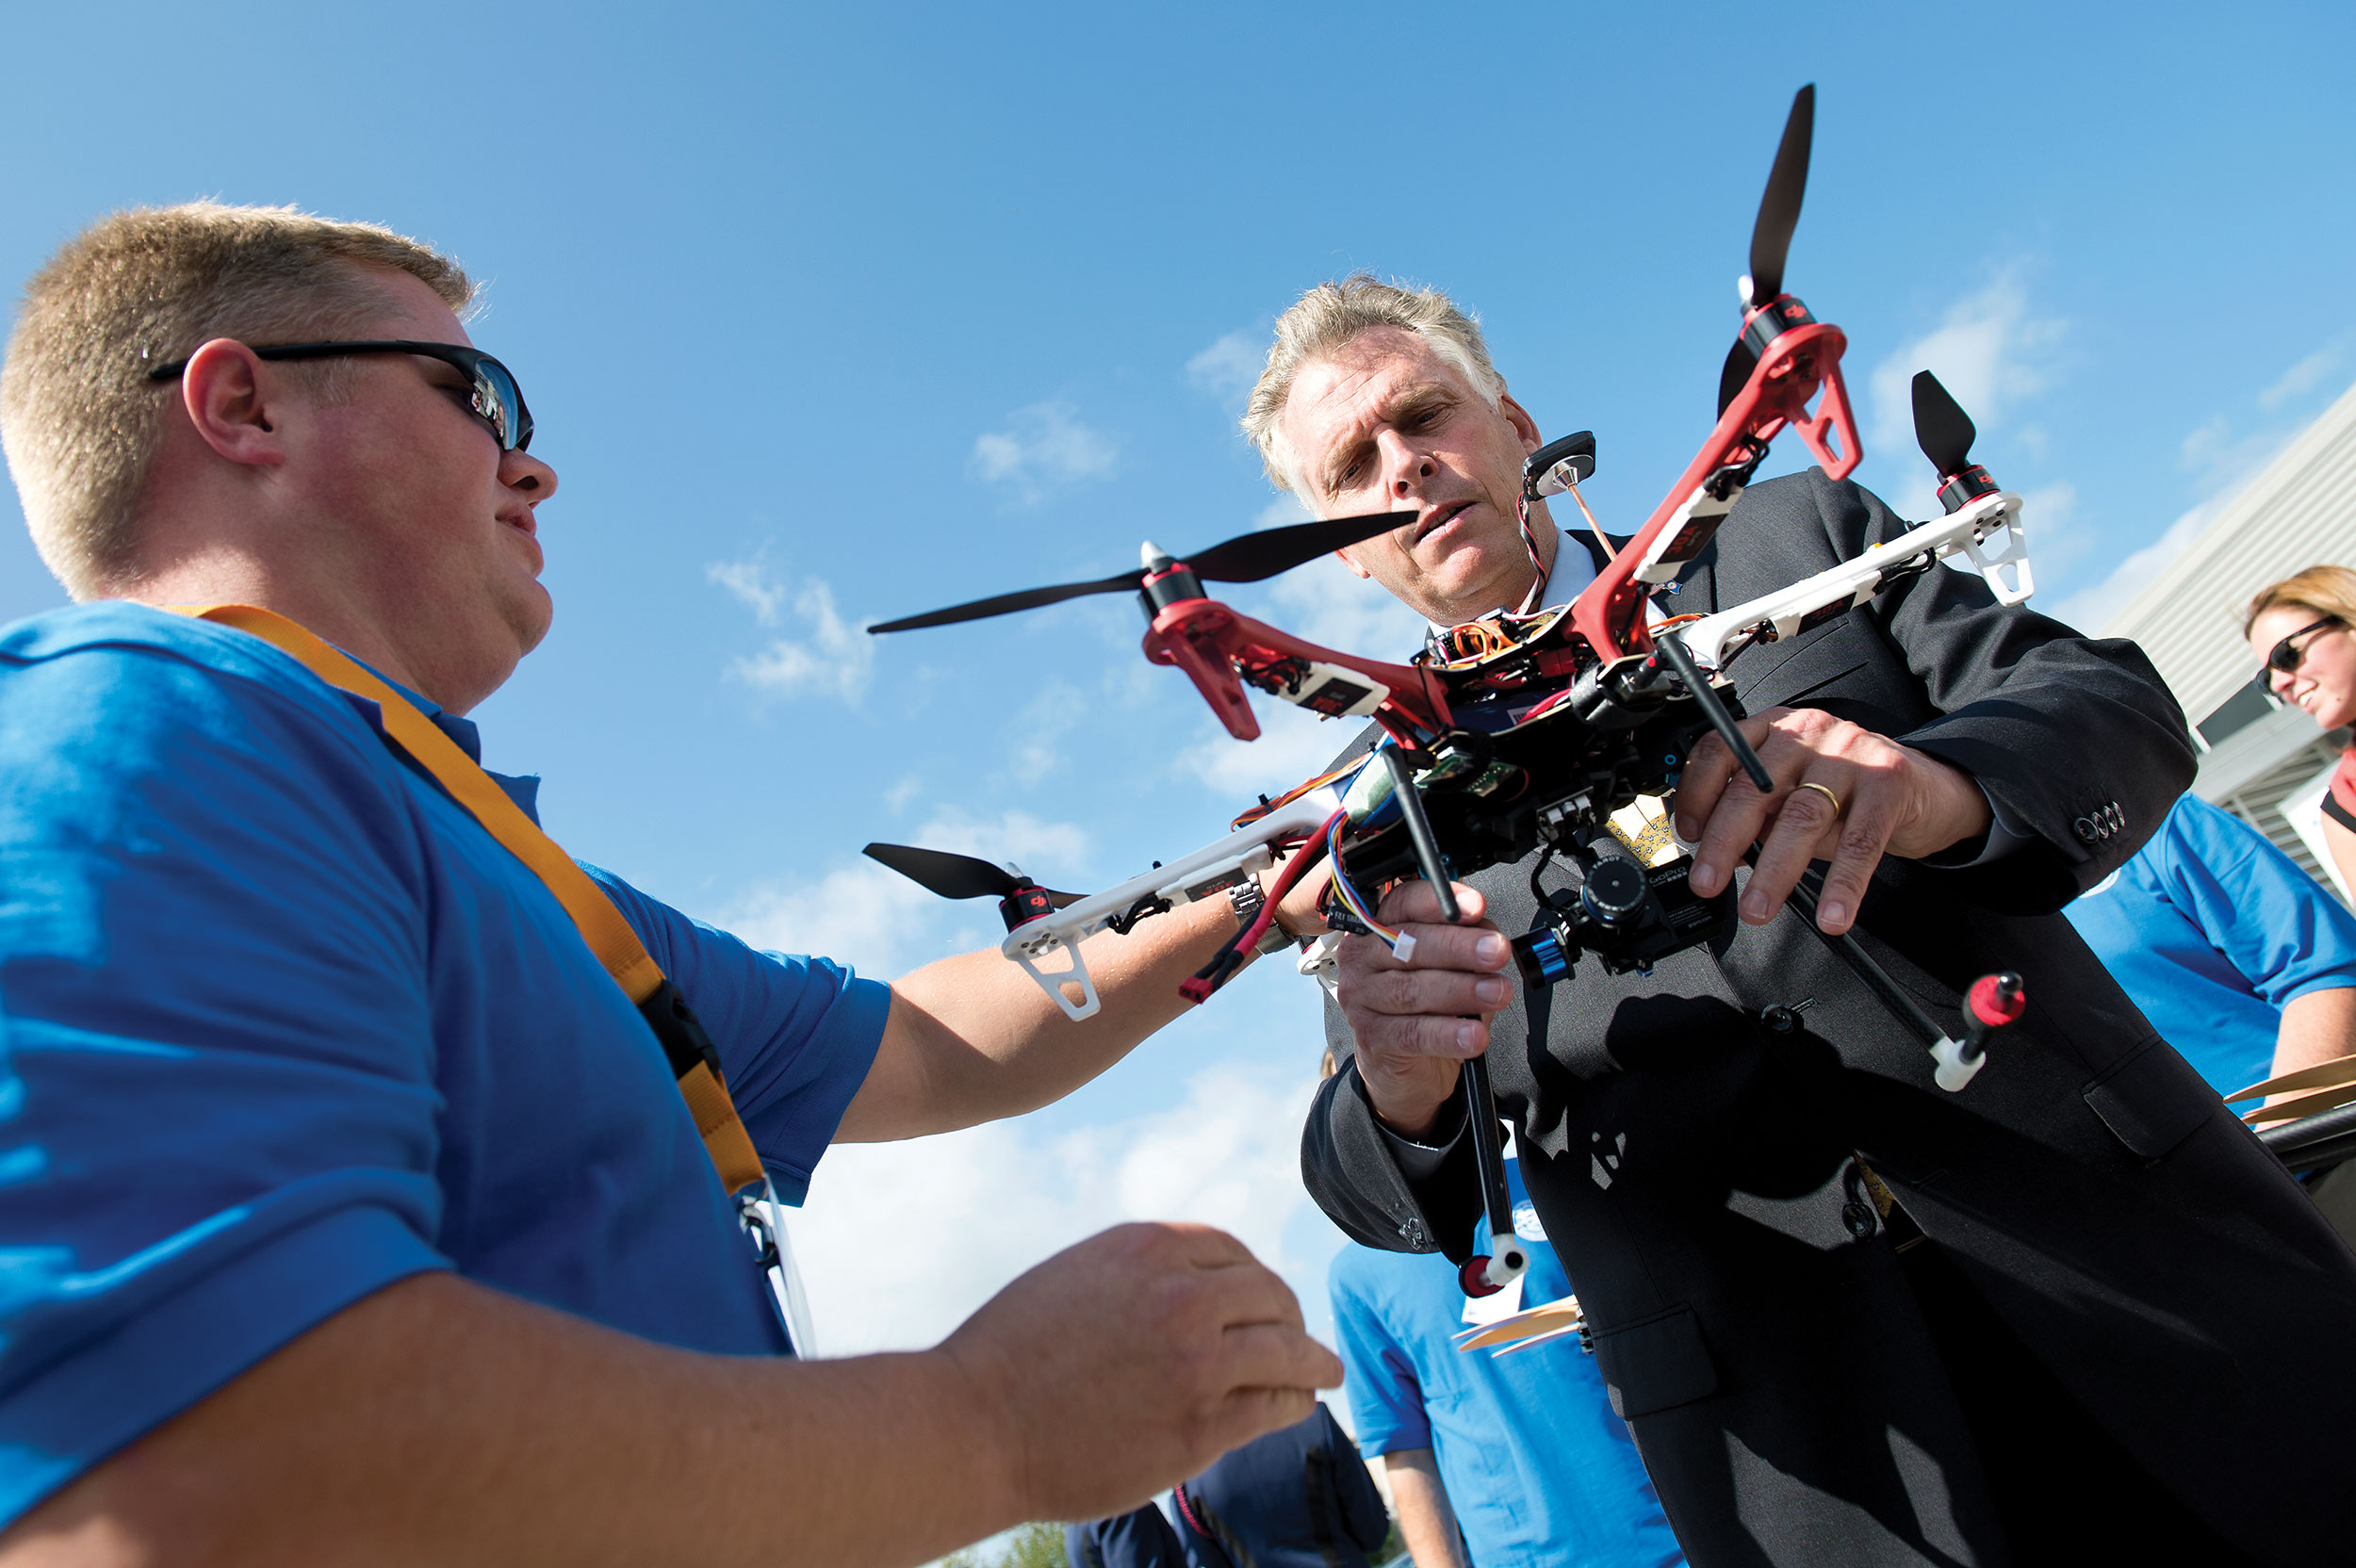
xmin=1178 ymin=807 xmax=1346 ymax=1004
xmin=1325 ymin=808 xmax=1410 ymax=956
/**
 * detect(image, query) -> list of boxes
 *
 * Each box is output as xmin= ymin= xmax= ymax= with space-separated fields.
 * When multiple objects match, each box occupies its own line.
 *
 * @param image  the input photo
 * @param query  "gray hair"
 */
xmin=1240 ymin=274 xmax=1506 ymax=494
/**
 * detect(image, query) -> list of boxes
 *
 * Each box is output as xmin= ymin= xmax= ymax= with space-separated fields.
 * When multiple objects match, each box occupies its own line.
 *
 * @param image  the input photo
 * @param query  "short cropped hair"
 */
xmin=2245 ymin=565 xmax=2356 ymax=638
xmin=1241 ymin=274 xmax=1506 ymax=495
xmin=0 ymin=202 xmax=472 ymax=598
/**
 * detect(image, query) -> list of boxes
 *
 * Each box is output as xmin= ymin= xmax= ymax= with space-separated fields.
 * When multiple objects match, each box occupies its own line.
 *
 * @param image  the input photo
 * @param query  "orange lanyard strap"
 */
xmin=175 ymin=604 xmax=766 ymax=1195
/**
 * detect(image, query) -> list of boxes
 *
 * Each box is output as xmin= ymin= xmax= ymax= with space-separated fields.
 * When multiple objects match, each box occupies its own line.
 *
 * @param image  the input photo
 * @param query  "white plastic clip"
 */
xmin=1929 ymin=1035 xmax=1986 ymax=1092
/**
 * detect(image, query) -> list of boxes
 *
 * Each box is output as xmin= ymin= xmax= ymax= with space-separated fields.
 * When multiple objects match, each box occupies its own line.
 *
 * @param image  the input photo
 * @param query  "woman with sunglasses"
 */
xmin=2247 ymin=564 xmax=2356 ymax=892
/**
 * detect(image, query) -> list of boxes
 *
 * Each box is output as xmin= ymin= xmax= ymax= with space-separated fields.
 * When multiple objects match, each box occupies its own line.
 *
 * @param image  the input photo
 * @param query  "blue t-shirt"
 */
xmin=2064 ymin=793 xmax=2356 ymax=1096
xmin=1327 ymin=1162 xmax=1684 ymax=1568
xmin=0 ymin=603 xmax=891 ymax=1525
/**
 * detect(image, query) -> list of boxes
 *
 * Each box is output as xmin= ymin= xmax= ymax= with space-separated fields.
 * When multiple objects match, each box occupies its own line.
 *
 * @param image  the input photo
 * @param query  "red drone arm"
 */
xmin=1568 ymin=312 xmax=1859 ymax=664
xmin=1142 ymin=598 xmax=1450 ymax=742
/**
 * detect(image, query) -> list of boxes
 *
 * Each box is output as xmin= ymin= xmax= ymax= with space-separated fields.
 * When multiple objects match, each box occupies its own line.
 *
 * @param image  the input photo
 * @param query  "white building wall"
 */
xmin=2102 ymin=377 xmax=2356 ymax=722
xmin=2095 ymin=376 xmax=2356 ymax=896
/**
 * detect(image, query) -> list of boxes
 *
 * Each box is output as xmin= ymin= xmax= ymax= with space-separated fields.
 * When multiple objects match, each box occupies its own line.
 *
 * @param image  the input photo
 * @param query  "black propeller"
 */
xmin=1910 ymin=370 xmax=1977 ymax=476
xmin=865 ymin=841 xmax=1083 ymax=931
xmin=1909 ymin=370 xmax=2001 ymax=514
xmin=867 ymin=510 xmax=1415 ymax=634
xmin=862 ymin=842 xmax=1080 ymax=906
xmin=1718 ymin=86 xmax=1818 ymax=416
xmin=1745 ymin=84 xmax=1814 ymax=306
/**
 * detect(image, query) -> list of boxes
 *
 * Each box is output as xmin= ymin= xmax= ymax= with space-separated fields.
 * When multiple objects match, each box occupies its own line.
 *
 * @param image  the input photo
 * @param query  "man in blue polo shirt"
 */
xmin=0 ymin=203 xmax=1339 ymax=1563
xmin=1330 ymin=1156 xmax=1684 ymax=1568
xmin=2064 ymin=793 xmax=2356 ymax=1098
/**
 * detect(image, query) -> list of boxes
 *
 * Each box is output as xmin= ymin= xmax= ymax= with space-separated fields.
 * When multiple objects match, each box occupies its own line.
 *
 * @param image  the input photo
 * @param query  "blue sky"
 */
xmin=7 ymin=1 xmax=2356 ymax=1386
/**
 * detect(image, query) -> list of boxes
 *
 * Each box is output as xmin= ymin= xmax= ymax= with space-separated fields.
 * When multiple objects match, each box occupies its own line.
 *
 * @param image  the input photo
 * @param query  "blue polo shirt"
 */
xmin=0 ymin=602 xmax=890 ymax=1526
xmin=2065 ymin=793 xmax=2356 ymax=1096
xmin=1328 ymin=1162 xmax=1684 ymax=1568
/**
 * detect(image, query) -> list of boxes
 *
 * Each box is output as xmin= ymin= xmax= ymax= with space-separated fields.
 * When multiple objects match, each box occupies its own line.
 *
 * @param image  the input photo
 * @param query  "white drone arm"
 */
xmin=1003 ymin=789 xmax=1345 ymax=1021
xmin=1677 ymin=489 xmax=2030 ymax=671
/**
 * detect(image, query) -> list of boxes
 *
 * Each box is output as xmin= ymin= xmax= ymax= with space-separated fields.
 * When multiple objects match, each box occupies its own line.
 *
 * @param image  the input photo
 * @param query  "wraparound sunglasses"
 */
xmin=2253 ymin=615 xmax=2342 ymax=697
xmin=146 ymin=340 xmax=532 ymax=453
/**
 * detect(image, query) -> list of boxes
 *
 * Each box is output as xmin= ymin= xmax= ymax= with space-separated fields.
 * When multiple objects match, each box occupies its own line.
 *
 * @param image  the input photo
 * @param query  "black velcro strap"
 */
xmin=639 ymin=978 xmax=725 ymax=1085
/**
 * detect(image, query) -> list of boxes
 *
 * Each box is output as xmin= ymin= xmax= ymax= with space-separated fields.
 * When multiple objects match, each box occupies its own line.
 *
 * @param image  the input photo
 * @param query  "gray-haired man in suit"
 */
xmin=1252 ymin=276 xmax=2356 ymax=1568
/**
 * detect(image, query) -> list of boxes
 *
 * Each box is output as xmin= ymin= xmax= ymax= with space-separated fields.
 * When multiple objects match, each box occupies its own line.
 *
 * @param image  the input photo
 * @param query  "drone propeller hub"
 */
xmin=999 ymin=883 xmax=1058 ymax=929
xmin=1936 ymin=465 xmax=2001 ymax=515
xmin=1140 ymin=558 xmax=1207 ymax=617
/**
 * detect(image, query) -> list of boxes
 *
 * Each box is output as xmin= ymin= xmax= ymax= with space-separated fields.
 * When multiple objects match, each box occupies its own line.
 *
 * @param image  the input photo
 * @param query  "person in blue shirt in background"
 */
xmin=2064 ymin=793 xmax=2356 ymax=1100
xmin=1328 ymin=1054 xmax=1683 ymax=1568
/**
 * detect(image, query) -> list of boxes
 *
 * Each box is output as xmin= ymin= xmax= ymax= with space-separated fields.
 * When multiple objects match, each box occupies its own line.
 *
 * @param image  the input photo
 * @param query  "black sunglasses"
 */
xmin=2253 ymin=615 xmax=2342 ymax=696
xmin=145 ymin=340 xmax=532 ymax=453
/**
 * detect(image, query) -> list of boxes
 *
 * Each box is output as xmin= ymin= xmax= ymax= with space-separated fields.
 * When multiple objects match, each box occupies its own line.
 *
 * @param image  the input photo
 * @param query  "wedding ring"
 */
xmin=1792 ymin=780 xmax=1843 ymax=818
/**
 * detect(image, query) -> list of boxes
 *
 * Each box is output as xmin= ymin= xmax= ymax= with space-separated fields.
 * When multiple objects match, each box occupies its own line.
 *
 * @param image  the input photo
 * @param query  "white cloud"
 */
xmin=1869 ymin=270 xmax=2063 ymax=447
xmin=712 ymin=560 xmax=875 ymax=705
xmin=792 ymin=1057 xmax=1342 ymax=1357
xmin=970 ymin=401 xmax=1118 ymax=505
xmin=1180 ymin=701 xmax=1365 ymax=803
xmin=1868 ymin=270 xmax=2064 ymax=516
xmin=718 ymin=808 xmax=1092 ymax=979
xmin=1187 ymin=329 xmax=1264 ymax=410
xmin=707 ymin=559 xmax=785 ymax=626
xmin=2260 ymin=346 xmax=2340 ymax=413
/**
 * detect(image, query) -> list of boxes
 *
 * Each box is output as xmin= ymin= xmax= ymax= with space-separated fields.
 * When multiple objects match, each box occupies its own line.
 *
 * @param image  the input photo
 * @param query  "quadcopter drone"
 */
xmin=864 ymin=87 xmax=2033 ymax=1295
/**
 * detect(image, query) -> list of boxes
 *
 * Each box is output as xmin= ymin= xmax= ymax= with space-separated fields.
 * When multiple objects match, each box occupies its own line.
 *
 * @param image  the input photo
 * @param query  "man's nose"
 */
xmin=1376 ymin=430 xmax=1433 ymax=498
xmin=502 ymin=447 xmax=560 ymax=504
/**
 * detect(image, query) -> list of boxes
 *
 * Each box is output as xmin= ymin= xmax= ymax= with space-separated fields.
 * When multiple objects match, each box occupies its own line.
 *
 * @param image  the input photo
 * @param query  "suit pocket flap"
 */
xmin=1589 ymin=1305 xmax=1718 ymax=1418
xmin=2083 ymin=1038 xmax=2213 ymax=1159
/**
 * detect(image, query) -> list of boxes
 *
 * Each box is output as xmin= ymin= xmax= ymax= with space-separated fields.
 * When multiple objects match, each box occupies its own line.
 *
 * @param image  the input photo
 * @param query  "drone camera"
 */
xmin=1579 ymin=856 xmax=1648 ymax=926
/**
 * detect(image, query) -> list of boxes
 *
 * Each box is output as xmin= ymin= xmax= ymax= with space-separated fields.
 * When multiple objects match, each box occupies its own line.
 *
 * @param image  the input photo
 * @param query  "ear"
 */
xmin=1333 ymin=547 xmax=1372 ymax=581
xmin=1497 ymin=386 xmax=1544 ymax=456
xmin=176 ymin=339 xmax=289 ymax=468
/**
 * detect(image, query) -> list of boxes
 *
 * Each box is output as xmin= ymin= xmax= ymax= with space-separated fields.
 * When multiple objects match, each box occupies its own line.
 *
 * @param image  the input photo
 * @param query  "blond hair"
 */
xmin=1241 ymin=274 xmax=1506 ymax=493
xmin=2245 ymin=565 xmax=2356 ymax=637
xmin=1 ymin=202 xmax=473 ymax=598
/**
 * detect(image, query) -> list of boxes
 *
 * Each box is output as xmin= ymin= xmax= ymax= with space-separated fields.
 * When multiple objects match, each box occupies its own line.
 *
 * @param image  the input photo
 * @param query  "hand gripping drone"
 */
xmin=867 ymin=87 xmax=2034 ymax=1294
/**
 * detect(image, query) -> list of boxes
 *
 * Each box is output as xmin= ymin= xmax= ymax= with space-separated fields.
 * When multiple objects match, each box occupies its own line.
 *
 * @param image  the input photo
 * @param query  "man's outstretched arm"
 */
xmin=844 ymin=887 xmax=1308 ymax=1142
xmin=2 ymin=1224 xmax=1340 ymax=1568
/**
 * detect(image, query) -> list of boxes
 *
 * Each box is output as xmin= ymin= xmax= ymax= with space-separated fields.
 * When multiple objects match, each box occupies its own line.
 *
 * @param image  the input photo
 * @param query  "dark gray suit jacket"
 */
xmin=1302 ymin=471 xmax=2356 ymax=1567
